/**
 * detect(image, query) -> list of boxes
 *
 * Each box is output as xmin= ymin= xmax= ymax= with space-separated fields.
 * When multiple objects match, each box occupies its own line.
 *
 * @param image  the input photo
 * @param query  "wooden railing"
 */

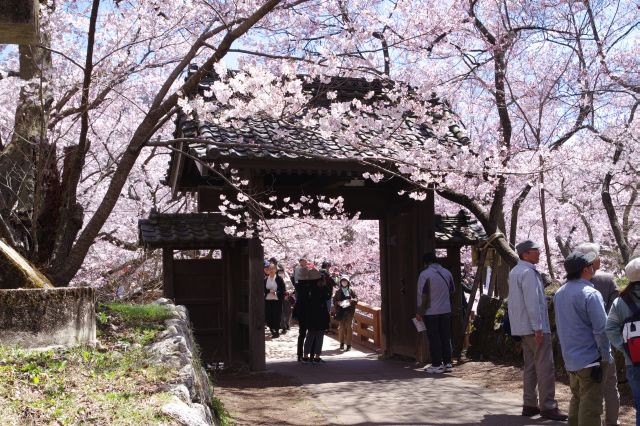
xmin=331 ymin=302 xmax=381 ymax=350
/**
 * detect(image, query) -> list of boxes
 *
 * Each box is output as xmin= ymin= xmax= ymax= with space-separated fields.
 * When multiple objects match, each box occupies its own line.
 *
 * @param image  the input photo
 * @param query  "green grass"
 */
xmin=0 ymin=302 xmax=182 ymax=424
xmin=211 ymin=396 xmax=233 ymax=426
xmin=98 ymin=302 xmax=173 ymax=346
xmin=100 ymin=302 xmax=174 ymax=324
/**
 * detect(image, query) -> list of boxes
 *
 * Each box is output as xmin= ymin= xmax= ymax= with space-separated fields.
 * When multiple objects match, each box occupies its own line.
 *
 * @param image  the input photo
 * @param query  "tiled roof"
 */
xmin=172 ymin=66 xmax=469 ymax=169
xmin=435 ymin=210 xmax=486 ymax=246
xmin=138 ymin=213 xmax=243 ymax=249
xmin=138 ymin=210 xmax=485 ymax=249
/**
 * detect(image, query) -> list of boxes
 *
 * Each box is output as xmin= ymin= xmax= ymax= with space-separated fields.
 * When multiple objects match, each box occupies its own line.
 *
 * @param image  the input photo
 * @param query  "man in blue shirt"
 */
xmin=508 ymin=240 xmax=566 ymax=421
xmin=554 ymin=251 xmax=612 ymax=426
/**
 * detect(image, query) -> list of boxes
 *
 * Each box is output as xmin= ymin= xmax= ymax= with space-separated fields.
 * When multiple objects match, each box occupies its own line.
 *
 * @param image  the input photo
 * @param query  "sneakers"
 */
xmin=313 ymin=357 xmax=325 ymax=364
xmin=444 ymin=363 xmax=453 ymax=372
xmin=345 ymin=345 xmax=351 ymax=351
xmin=423 ymin=364 xmax=445 ymax=374
xmin=301 ymin=357 xmax=311 ymax=363
xmin=339 ymin=343 xmax=344 ymax=350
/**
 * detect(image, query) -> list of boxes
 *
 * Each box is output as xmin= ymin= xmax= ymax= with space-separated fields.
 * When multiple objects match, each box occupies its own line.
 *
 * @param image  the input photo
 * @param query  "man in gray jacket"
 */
xmin=508 ymin=240 xmax=567 ymax=421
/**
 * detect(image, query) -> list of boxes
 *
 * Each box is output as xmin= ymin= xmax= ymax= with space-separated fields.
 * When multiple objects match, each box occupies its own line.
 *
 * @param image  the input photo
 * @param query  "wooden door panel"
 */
xmin=173 ymin=258 xmax=226 ymax=363
xmin=385 ymin=209 xmax=420 ymax=358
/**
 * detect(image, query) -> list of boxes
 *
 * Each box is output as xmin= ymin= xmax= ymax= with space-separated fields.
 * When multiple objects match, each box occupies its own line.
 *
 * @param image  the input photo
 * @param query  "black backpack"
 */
xmin=500 ymin=309 xmax=521 ymax=342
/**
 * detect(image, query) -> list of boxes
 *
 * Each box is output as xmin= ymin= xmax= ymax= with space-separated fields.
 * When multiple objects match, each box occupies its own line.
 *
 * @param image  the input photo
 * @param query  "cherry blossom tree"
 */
xmin=0 ymin=0 xmax=637 ymax=290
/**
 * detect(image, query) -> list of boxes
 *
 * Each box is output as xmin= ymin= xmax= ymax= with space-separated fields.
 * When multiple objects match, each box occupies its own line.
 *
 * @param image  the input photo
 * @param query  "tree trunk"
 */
xmin=0 ymin=39 xmax=51 ymax=223
xmin=539 ymin=162 xmax=554 ymax=279
xmin=602 ymin=141 xmax=632 ymax=264
xmin=509 ymin=182 xmax=533 ymax=246
xmin=47 ymin=0 xmax=284 ymax=286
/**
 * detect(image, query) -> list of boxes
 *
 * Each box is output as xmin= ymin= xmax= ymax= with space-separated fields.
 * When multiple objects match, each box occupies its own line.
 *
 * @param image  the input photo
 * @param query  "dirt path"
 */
xmin=212 ymin=326 xmax=329 ymax=425
xmin=449 ymin=360 xmax=635 ymax=426
xmin=213 ymin=326 xmax=636 ymax=425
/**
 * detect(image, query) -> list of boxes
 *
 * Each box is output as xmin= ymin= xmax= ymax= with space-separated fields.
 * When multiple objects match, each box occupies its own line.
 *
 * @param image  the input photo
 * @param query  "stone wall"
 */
xmin=148 ymin=299 xmax=216 ymax=426
xmin=0 ymin=287 xmax=95 ymax=349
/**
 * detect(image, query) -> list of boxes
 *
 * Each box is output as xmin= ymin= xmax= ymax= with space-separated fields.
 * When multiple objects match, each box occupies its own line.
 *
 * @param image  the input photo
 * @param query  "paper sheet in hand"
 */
xmin=412 ymin=318 xmax=426 ymax=332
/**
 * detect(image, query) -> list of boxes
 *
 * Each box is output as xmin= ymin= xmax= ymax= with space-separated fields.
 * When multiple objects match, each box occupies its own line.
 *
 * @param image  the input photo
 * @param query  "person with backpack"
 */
xmin=554 ymin=251 xmax=612 ymax=426
xmin=606 ymin=258 xmax=640 ymax=426
xmin=415 ymin=252 xmax=455 ymax=374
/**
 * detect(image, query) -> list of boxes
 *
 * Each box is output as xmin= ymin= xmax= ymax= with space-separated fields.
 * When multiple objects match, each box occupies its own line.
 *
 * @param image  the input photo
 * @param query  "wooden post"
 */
xmin=247 ymin=238 xmax=265 ymax=371
xmin=162 ymin=248 xmax=174 ymax=299
xmin=447 ymin=247 xmax=464 ymax=358
xmin=378 ymin=218 xmax=390 ymax=356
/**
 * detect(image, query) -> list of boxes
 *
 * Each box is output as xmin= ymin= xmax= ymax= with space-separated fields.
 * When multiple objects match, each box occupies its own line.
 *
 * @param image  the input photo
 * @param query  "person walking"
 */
xmin=554 ymin=251 xmax=612 ymax=426
xmin=415 ymin=252 xmax=455 ymax=374
xmin=575 ymin=243 xmax=620 ymax=426
xmin=303 ymin=266 xmax=332 ymax=363
xmin=264 ymin=261 xmax=286 ymax=338
xmin=606 ymin=258 xmax=640 ymax=426
xmin=333 ymin=276 xmax=358 ymax=351
xmin=507 ymin=240 xmax=567 ymax=421
xmin=293 ymin=260 xmax=313 ymax=361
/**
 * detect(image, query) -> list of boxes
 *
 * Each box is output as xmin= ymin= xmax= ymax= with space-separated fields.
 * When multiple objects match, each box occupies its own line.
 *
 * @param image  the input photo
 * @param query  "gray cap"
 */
xmin=564 ymin=251 xmax=597 ymax=275
xmin=516 ymin=240 xmax=541 ymax=254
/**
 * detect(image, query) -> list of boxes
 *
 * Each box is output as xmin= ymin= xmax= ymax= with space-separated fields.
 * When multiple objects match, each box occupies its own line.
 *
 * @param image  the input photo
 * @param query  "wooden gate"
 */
xmin=173 ymin=258 xmax=227 ymax=364
xmin=381 ymin=199 xmax=434 ymax=358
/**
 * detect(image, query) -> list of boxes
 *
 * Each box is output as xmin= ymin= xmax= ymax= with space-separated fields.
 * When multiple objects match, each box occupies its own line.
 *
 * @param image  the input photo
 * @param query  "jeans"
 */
xmin=626 ymin=364 xmax=640 ymax=426
xmin=424 ymin=313 xmax=452 ymax=366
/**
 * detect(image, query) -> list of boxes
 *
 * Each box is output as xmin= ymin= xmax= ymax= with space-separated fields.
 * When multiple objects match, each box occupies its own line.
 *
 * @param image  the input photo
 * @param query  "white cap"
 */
xmin=626 ymin=258 xmax=640 ymax=283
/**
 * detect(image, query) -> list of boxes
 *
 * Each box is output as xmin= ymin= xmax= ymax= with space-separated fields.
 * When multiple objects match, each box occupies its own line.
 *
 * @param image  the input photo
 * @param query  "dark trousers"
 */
xmin=304 ymin=329 xmax=324 ymax=356
xmin=265 ymin=299 xmax=282 ymax=333
xmin=425 ymin=313 xmax=452 ymax=366
xmin=297 ymin=322 xmax=308 ymax=358
xmin=281 ymin=298 xmax=292 ymax=330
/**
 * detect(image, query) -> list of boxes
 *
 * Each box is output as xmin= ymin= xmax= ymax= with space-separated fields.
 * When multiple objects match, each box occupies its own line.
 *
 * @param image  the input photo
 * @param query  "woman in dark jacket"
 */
xmin=302 ymin=273 xmax=332 ymax=363
xmin=333 ymin=276 xmax=358 ymax=351
xmin=264 ymin=262 xmax=286 ymax=338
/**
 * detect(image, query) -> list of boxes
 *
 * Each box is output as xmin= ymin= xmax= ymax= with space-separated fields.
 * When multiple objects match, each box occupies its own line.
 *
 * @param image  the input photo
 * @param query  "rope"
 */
xmin=479 ymin=231 xmax=505 ymax=250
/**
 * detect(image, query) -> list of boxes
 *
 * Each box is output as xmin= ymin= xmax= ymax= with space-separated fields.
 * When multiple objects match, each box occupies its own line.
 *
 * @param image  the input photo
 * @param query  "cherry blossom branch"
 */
xmin=583 ymin=0 xmax=640 ymax=94
xmin=52 ymin=0 xmax=286 ymax=285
